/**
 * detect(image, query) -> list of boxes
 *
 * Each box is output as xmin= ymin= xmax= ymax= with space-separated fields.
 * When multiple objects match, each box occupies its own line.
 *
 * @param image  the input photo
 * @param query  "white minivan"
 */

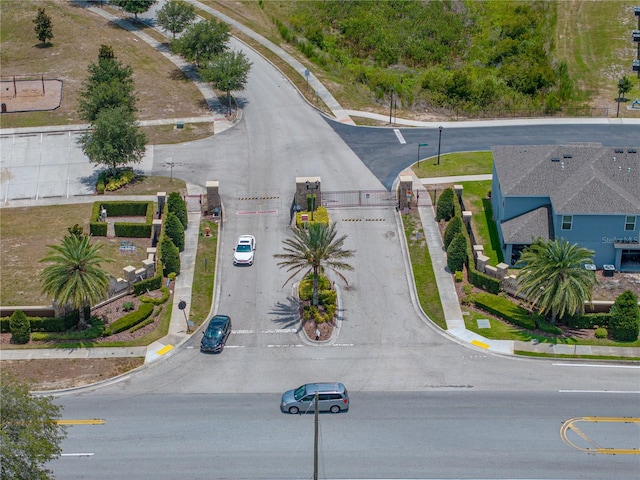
xmin=280 ymin=382 xmax=349 ymax=414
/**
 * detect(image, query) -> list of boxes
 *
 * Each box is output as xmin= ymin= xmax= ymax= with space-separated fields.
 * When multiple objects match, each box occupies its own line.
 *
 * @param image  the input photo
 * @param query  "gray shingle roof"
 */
xmin=501 ymin=205 xmax=553 ymax=244
xmin=493 ymin=144 xmax=640 ymax=214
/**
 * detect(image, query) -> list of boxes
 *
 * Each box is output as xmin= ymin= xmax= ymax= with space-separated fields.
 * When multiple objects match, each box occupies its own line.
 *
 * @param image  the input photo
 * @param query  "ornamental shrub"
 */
xmin=594 ymin=327 xmax=608 ymax=339
xmin=609 ymin=290 xmax=640 ymax=341
xmin=164 ymin=212 xmax=185 ymax=252
xmin=444 ymin=215 xmax=463 ymax=249
xmin=160 ymin=236 xmax=181 ymax=276
xmin=104 ymin=303 xmax=154 ymax=336
xmin=167 ymin=191 xmax=188 ymax=229
xmin=9 ymin=310 xmax=30 ymax=344
xmin=436 ymin=187 xmax=455 ymax=221
xmin=446 ymin=232 xmax=467 ymax=272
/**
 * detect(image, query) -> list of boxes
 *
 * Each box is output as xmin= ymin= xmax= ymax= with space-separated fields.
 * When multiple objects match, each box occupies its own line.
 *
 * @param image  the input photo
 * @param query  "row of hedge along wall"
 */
xmin=0 ymin=307 xmax=90 ymax=333
xmin=451 ymin=189 xmax=501 ymax=294
xmin=89 ymin=201 xmax=154 ymax=238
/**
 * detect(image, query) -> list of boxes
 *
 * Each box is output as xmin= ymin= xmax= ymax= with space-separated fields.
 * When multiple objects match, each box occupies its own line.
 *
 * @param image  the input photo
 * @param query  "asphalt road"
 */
xmin=5 ymin=5 xmax=637 ymax=479
xmin=51 ymin=391 xmax=640 ymax=480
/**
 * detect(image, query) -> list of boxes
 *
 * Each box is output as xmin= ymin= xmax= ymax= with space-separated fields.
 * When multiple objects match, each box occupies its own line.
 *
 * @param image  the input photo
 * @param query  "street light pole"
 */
xmin=389 ymin=86 xmax=394 ymax=125
xmin=227 ymin=79 xmax=231 ymax=115
xmin=437 ymin=125 xmax=443 ymax=166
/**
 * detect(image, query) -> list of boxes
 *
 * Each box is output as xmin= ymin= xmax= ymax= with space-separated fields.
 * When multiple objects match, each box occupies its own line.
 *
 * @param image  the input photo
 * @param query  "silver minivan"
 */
xmin=280 ymin=382 xmax=349 ymax=414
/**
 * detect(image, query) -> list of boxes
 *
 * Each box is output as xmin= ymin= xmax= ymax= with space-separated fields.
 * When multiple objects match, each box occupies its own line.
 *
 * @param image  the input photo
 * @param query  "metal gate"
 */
xmin=184 ymin=194 xmax=204 ymax=212
xmin=321 ymin=190 xmax=397 ymax=208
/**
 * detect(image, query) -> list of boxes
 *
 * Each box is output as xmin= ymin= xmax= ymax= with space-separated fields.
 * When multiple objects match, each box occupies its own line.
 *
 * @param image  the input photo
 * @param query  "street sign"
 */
xmin=419 ymin=143 xmax=429 ymax=147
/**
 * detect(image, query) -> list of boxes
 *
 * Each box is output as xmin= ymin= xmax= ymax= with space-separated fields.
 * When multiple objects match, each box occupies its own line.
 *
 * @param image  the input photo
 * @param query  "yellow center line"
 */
xmin=56 ymin=419 xmax=105 ymax=425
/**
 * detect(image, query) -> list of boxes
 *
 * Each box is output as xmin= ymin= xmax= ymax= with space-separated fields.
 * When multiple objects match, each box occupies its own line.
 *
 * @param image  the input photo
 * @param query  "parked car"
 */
xmin=233 ymin=234 xmax=256 ymax=266
xmin=200 ymin=315 xmax=232 ymax=353
xmin=281 ymin=382 xmax=349 ymax=414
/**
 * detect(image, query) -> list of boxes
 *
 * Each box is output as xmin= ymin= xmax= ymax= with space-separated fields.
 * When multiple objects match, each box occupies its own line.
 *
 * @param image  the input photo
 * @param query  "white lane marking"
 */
xmin=224 ymin=345 xmax=245 ymax=349
xmin=553 ymin=363 xmax=640 ymax=369
xmin=394 ymin=129 xmax=406 ymax=144
xmin=334 ymin=343 xmax=355 ymax=347
xmin=232 ymin=329 xmax=255 ymax=334
xmin=268 ymin=344 xmax=305 ymax=348
xmin=559 ymin=390 xmax=640 ymax=394
xmin=61 ymin=453 xmax=94 ymax=457
xmin=261 ymin=328 xmax=298 ymax=334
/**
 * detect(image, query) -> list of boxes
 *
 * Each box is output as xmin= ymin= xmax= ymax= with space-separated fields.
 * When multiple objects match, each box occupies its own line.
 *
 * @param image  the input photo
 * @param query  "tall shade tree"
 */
xmin=79 ymin=105 xmax=147 ymax=175
xmin=78 ymin=46 xmax=137 ymax=122
xmin=1 ymin=376 xmax=67 ymax=480
xmin=515 ymin=237 xmax=597 ymax=323
xmin=171 ymin=18 xmax=230 ymax=66
xmin=156 ymin=0 xmax=196 ymax=39
xmin=111 ymin=0 xmax=157 ymax=21
xmin=33 ymin=7 xmax=53 ymax=45
xmin=274 ymin=223 xmax=354 ymax=307
xmin=199 ymin=50 xmax=252 ymax=112
xmin=40 ymin=234 xmax=113 ymax=329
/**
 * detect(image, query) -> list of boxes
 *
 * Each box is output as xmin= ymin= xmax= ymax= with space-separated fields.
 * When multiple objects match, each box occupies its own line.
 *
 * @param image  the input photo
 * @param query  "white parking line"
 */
xmin=261 ymin=328 xmax=298 ymax=334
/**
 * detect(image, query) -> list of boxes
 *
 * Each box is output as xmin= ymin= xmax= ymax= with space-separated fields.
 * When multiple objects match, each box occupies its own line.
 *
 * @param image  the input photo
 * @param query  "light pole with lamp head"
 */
xmin=437 ymin=125 xmax=443 ymax=165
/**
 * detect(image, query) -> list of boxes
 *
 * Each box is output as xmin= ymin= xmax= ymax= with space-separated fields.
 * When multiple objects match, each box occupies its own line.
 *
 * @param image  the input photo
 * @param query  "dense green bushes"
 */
xmin=446 ymin=233 xmax=467 ymax=273
xmin=160 ymin=236 xmax=181 ymax=276
xmin=164 ymin=212 xmax=185 ymax=252
xmin=436 ymin=188 xmax=454 ymax=221
xmin=444 ymin=215 xmax=463 ymax=249
xmin=284 ymin=1 xmax=570 ymax=115
xmin=609 ymin=290 xmax=640 ymax=341
xmin=133 ymin=275 xmax=163 ymax=295
xmin=104 ymin=303 xmax=154 ymax=336
xmin=1 ymin=308 xmax=88 ymax=333
xmin=9 ymin=310 xmax=31 ymax=344
xmin=167 ymin=192 xmax=188 ymax=229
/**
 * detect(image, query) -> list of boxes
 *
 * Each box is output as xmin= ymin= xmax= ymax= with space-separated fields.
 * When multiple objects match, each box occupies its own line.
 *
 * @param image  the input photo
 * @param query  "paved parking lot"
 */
xmin=0 ymin=130 xmax=155 ymax=203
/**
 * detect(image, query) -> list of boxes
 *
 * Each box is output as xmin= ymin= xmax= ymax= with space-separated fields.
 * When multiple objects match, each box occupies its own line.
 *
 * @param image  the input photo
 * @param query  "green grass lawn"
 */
xmin=188 ymin=219 xmax=219 ymax=327
xmin=412 ymin=151 xmax=493 ymax=178
xmin=459 ymin=180 xmax=503 ymax=265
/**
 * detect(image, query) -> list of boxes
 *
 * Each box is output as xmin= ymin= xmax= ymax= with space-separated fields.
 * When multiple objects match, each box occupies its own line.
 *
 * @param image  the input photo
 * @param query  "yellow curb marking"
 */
xmin=56 ymin=419 xmax=105 ymax=425
xmin=560 ymin=417 xmax=640 ymax=455
xmin=157 ymin=344 xmax=174 ymax=356
xmin=471 ymin=339 xmax=489 ymax=349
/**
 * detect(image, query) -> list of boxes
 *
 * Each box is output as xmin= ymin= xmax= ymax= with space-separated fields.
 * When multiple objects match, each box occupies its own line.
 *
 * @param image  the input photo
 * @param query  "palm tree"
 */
xmin=40 ymin=234 xmax=113 ymax=329
xmin=275 ymin=223 xmax=355 ymax=306
xmin=515 ymin=237 xmax=597 ymax=323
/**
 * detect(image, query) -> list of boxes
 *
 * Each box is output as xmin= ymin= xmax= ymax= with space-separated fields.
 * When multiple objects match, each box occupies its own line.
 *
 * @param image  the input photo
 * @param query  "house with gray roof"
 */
xmin=491 ymin=144 xmax=640 ymax=272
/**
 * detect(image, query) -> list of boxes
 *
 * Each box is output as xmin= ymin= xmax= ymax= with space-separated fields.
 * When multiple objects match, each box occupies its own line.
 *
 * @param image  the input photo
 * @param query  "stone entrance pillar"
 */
xmin=295 ymin=176 xmax=322 ymax=212
xmin=206 ymin=181 xmax=221 ymax=216
xmin=398 ymin=175 xmax=413 ymax=211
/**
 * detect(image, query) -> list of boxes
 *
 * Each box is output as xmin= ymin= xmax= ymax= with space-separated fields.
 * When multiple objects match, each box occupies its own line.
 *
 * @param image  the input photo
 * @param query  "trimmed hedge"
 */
xmin=104 ymin=303 xmax=154 ymax=336
xmin=562 ymin=313 xmax=610 ymax=329
xmin=0 ymin=308 xmax=88 ymax=333
xmin=167 ymin=192 xmax=188 ymax=229
xmin=32 ymin=318 xmax=105 ymax=341
xmin=472 ymin=292 xmax=538 ymax=330
xmin=90 ymin=201 xmax=154 ymax=237
xmin=436 ymin=187 xmax=455 ymax=221
xmin=139 ymin=286 xmax=170 ymax=305
xmin=133 ymin=274 xmax=163 ymax=296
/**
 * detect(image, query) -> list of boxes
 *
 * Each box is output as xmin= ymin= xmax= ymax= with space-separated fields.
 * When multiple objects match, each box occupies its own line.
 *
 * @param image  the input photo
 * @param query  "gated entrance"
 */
xmin=321 ymin=190 xmax=397 ymax=208
xmin=184 ymin=194 xmax=204 ymax=212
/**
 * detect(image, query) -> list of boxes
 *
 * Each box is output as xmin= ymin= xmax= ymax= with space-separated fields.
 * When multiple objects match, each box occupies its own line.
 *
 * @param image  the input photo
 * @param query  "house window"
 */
xmin=625 ymin=216 xmax=636 ymax=231
xmin=561 ymin=215 xmax=572 ymax=230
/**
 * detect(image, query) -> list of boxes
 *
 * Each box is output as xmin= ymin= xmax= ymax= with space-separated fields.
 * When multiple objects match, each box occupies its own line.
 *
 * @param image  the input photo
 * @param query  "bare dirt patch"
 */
xmin=0 ymin=357 xmax=144 ymax=391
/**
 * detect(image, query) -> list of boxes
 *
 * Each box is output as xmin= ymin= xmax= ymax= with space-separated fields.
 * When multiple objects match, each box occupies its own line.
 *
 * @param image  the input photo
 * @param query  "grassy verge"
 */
xmin=188 ymin=219 xmax=219 ymax=327
xmin=401 ymin=211 xmax=446 ymax=329
xmin=458 ymin=180 xmax=503 ymax=265
xmin=412 ymin=151 xmax=493 ymax=178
